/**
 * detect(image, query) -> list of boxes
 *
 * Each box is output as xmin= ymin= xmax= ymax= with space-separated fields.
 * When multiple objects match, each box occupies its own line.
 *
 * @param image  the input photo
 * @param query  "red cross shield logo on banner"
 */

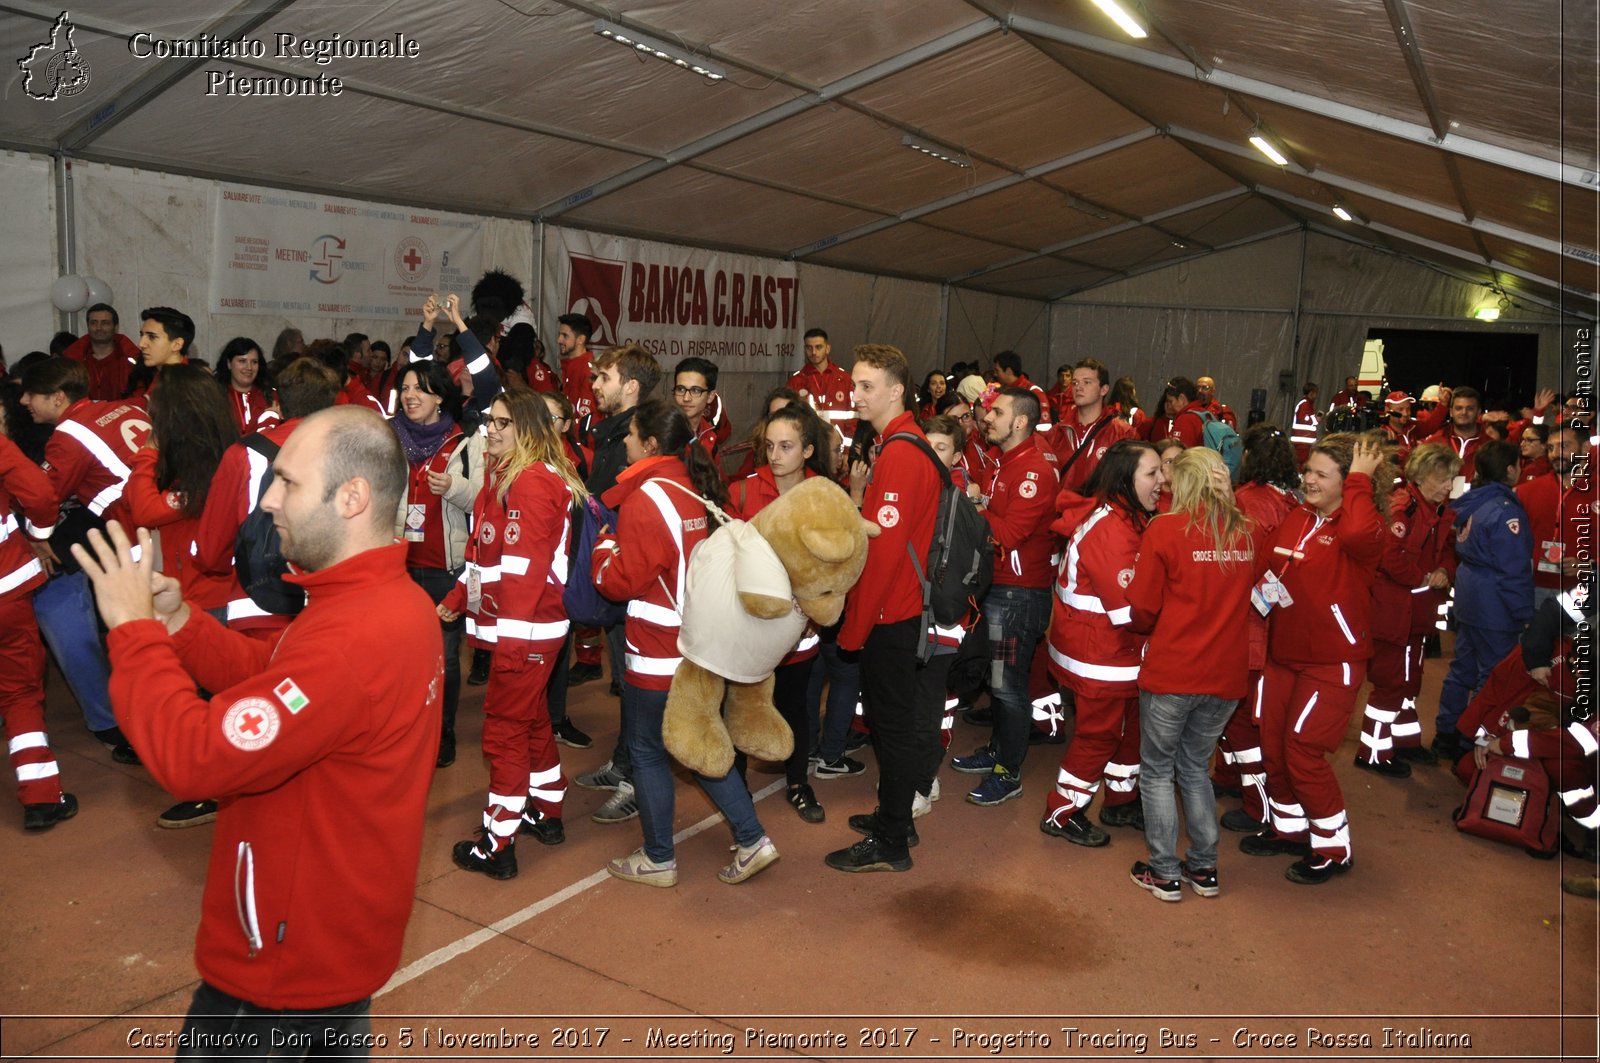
xmin=567 ymin=253 xmax=624 ymax=348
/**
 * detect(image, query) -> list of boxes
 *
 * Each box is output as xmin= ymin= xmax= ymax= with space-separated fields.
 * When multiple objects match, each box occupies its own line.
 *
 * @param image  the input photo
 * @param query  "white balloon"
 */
xmin=83 ymin=276 xmax=113 ymax=308
xmin=50 ymin=275 xmax=90 ymax=313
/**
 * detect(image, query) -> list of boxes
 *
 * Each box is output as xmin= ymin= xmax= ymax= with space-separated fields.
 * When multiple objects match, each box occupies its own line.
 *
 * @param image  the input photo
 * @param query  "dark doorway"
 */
xmin=1367 ymin=328 xmax=1539 ymax=410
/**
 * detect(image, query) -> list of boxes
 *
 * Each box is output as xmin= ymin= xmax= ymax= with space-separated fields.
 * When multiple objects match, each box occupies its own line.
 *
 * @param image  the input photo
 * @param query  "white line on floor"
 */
xmin=377 ymin=777 xmax=789 ymax=997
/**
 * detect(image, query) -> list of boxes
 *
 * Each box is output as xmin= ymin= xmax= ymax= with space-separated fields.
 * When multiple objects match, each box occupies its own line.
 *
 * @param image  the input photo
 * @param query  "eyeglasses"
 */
xmin=488 ymin=416 xmax=514 ymax=430
xmin=955 ymin=411 xmax=973 ymax=422
xmin=673 ymin=385 xmax=710 ymax=398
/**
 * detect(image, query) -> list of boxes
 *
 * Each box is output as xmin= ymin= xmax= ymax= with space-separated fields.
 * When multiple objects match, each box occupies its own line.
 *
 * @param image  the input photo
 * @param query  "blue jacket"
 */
xmin=1451 ymin=481 xmax=1533 ymax=631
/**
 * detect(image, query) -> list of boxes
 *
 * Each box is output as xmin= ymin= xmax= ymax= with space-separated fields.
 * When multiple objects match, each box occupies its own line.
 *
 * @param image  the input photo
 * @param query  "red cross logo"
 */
xmin=403 ymin=247 xmax=422 ymax=271
xmin=223 ymin=697 xmax=280 ymax=751
xmin=239 ymin=711 xmax=265 ymax=736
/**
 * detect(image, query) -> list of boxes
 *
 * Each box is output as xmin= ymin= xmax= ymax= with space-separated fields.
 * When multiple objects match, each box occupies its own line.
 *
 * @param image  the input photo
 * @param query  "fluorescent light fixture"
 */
xmin=1474 ymin=305 xmax=1500 ymax=321
xmin=1249 ymin=130 xmax=1289 ymax=166
xmin=1088 ymin=0 xmax=1149 ymax=39
xmin=1332 ymin=205 xmax=1353 ymax=221
xmin=902 ymin=135 xmax=973 ymax=168
xmin=594 ymin=20 xmax=725 ymax=81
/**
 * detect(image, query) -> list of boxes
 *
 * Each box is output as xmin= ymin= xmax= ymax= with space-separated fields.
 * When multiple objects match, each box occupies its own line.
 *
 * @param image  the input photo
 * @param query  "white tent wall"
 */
xmin=0 ymin=152 xmax=62 ymax=361
xmin=62 ymin=161 xmax=535 ymax=363
xmin=1051 ymin=230 xmax=1569 ymax=425
xmin=944 ymin=288 xmax=1051 ymax=380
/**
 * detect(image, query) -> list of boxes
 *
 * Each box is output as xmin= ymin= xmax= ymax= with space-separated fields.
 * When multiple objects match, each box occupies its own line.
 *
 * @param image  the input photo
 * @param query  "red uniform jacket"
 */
xmin=1517 ymin=455 xmax=1551 ymax=484
xmin=1126 ymin=512 xmax=1258 ymax=698
xmin=839 ymin=411 xmax=938 ymax=652
xmin=105 ymin=543 xmax=440 ymax=1009
xmin=126 ymin=448 xmax=234 ymax=610
xmin=1370 ymin=481 xmax=1455 ymax=644
xmin=595 ymin=457 xmax=710 ymax=690
xmin=1262 ymin=473 xmax=1386 ymax=667
xmin=0 ymin=436 xmax=54 ymax=601
xmin=1161 ymin=407 xmax=1207 ymax=448
xmin=1195 ymin=399 xmax=1238 ymax=429
xmin=1291 ymin=399 xmax=1320 ymax=460
xmin=445 ymin=463 xmax=572 ymax=658
xmin=561 ymin=352 xmax=596 ymax=423
xmin=335 ymin=376 xmax=386 ymax=415
xmin=1047 ymin=496 xmax=1147 ymax=696
xmin=1048 ymin=409 xmax=1138 ymax=497
xmin=1012 ymin=374 xmax=1053 ymax=431
xmin=225 ymin=386 xmax=276 ymax=435
xmin=979 ymin=435 xmax=1057 ymax=589
xmin=1422 ymin=428 xmax=1482 ymax=493
xmin=1515 ymin=472 xmax=1587 ymax=592
xmin=30 ymin=398 xmax=150 ymax=536
xmin=788 ymin=361 xmax=856 ymax=447
xmin=1235 ymin=481 xmax=1301 ymax=672
xmin=194 ymin=419 xmax=300 ymax=631
xmin=62 ymin=334 xmax=140 ymax=401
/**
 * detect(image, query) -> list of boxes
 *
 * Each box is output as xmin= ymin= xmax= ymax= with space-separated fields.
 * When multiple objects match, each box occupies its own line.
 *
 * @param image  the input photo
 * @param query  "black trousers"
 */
xmin=859 ymin=618 xmax=953 ymax=846
xmin=177 ymin=980 xmax=371 ymax=1060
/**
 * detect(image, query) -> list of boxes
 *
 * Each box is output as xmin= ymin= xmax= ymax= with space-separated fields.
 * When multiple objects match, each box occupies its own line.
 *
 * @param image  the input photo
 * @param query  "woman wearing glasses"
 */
xmin=441 ymin=390 xmax=583 ymax=880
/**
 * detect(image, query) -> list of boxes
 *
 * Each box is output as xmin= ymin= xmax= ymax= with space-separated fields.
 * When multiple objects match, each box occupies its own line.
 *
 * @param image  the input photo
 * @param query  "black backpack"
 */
xmin=882 ymin=433 xmax=993 ymax=650
xmin=234 ymin=434 xmax=305 ymax=617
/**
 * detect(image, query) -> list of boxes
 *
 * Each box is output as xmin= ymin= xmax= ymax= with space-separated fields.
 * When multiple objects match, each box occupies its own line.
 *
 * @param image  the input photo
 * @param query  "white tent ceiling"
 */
xmin=2 ymin=0 xmax=1595 ymax=318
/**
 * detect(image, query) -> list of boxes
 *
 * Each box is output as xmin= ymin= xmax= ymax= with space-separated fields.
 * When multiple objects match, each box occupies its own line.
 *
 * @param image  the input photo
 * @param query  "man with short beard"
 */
xmin=60 ymin=302 xmax=138 ymax=401
xmin=1421 ymin=385 xmax=1483 ymax=497
xmin=1516 ymin=425 xmax=1591 ymax=615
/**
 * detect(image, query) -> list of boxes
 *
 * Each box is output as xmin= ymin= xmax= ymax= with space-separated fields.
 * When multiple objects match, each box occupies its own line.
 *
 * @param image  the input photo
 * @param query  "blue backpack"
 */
xmin=1195 ymin=411 xmax=1243 ymax=480
xmin=561 ymin=494 xmax=626 ymax=628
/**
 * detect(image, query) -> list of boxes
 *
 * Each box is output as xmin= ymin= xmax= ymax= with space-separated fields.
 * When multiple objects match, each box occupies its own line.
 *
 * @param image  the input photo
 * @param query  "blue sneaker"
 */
xmin=951 ymin=747 xmax=999 ymax=775
xmin=966 ymin=770 xmax=1023 ymax=806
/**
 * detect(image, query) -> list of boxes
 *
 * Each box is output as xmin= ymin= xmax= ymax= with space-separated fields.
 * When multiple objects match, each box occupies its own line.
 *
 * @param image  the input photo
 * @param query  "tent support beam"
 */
xmin=1007 ymin=14 xmax=1594 ymax=188
xmin=1045 ymin=223 xmax=1302 ymax=300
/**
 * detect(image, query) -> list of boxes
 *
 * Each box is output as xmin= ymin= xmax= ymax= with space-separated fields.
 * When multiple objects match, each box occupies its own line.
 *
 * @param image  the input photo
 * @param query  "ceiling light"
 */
xmin=1248 ymin=128 xmax=1289 ymax=166
xmin=902 ymin=135 xmax=972 ymax=168
xmin=1088 ymin=0 xmax=1149 ymax=39
xmin=1332 ymin=205 xmax=1353 ymax=221
xmin=594 ymin=20 xmax=725 ymax=81
xmin=1474 ymin=306 xmax=1500 ymax=321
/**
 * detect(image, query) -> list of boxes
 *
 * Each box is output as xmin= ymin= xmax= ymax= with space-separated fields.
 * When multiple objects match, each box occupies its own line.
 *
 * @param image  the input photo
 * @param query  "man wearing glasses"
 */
xmin=672 ymin=356 xmax=721 ymax=461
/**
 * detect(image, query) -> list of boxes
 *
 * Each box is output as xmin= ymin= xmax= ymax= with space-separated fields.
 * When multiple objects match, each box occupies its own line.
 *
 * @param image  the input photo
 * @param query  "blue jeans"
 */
xmin=624 ymin=683 xmax=765 ymax=863
xmin=408 ymin=567 xmax=462 ymax=736
xmin=33 ymin=571 xmax=115 ymax=733
xmin=1138 ymin=691 xmax=1238 ymax=880
xmin=807 ymin=634 xmax=860 ymax=761
xmin=982 ymin=585 xmax=1052 ymax=772
xmin=1437 ymin=624 xmax=1519 ymax=737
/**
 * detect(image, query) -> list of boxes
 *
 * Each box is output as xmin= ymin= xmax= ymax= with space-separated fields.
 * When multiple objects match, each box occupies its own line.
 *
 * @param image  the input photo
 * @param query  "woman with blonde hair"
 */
xmin=442 ymin=388 xmax=585 ymax=880
xmin=1122 ymin=448 xmax=1259 ymax=900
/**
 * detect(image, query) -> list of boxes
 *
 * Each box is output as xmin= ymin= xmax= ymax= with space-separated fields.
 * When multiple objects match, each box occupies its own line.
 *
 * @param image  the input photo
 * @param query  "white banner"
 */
xmin=543 ymin=227 xmax=802 ymax=371
xmin=211 ymin=185 xmax=483 ymax=320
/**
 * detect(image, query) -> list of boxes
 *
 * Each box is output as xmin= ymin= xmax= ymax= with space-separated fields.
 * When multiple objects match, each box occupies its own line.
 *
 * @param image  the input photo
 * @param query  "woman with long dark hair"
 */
xmin=392 ymin=359 xmax=484 ymax=768
xmin=213 ymin=337 xmax=274 ymax=435
xmin=597 ymin=399 xmax=777 ymax=887
xmin=443 ymin=389 xmax=582 ymax=880
xmin=1040 ymin=439 xmax=1164 ymax=848
xmin=1110 ymin=376 xmax=1147 ymax=434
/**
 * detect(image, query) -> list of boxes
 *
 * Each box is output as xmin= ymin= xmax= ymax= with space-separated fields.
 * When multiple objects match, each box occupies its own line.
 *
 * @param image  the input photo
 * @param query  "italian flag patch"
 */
xmin=274 ymin=678 xmax=310 ymax=715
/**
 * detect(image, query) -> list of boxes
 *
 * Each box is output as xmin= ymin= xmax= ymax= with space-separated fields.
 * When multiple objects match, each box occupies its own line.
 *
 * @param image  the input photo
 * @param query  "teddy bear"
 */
xmin=663 ymin=476 xmax=877 ymax=778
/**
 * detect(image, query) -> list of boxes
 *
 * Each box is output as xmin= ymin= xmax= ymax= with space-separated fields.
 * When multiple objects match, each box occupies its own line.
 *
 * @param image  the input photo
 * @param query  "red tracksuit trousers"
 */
xmin=0 ymin=597 xmax=61 ymax=807
xmin=1214 ymin=669 xmax=1268 ymax=821
xmin=479 ymin=649 xmax=565 ymax=852
xmin=1260 ymin=659 xmax=1366 ymax=864
xmin=1359 ymin=637 xmax=1426 ymax=764
xmin=1043 ymin=691 xmax=1140 ymax=825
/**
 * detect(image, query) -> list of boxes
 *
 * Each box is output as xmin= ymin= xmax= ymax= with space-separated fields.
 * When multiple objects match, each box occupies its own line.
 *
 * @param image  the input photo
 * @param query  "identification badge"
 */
xmin=404 ymin=503 xmax=426 ymax=542
xmin=1252 ymin=571 xmax=1291 ymax=616
xmin=1538 ymin=539 xmax=1563 ymax=574
xmin=466 ymin=568 xmax=482 ymax=614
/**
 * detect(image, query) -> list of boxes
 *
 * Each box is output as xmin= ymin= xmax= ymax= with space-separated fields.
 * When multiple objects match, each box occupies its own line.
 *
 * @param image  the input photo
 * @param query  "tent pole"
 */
xmin=1287 ymin=225 xmax=1308 ymax=424
xmin=54 ymin=153 xmax=77 ymax=334
xmin=535 ymin=219 xmax=546 ymax=325
xmin=938 ymin=283 xmax=950 ymax=368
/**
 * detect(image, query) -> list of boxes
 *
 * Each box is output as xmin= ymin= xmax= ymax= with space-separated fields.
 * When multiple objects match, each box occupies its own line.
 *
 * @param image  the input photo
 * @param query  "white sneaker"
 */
xmin=718 ymin=835 xmax=780 ymax=884
xmin=591 ymin=780 xmax=638 ymax=824
xmin=912 ymin=791 xmax=934 ymax=819
xmin=928 ymin=777 xmax=941 ymax=801
xmin=607 ymin=848 xmax=677 ymax=888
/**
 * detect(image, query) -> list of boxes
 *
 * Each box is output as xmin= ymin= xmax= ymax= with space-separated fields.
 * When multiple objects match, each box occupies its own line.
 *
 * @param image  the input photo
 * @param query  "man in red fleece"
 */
xmin=75 ymin=406 xmax=441 ymax=1052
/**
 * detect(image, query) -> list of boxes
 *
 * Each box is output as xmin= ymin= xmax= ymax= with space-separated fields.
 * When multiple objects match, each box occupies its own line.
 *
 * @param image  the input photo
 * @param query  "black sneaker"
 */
xmin=824 ymin=836 xmax=911 ymax=873
xmin=1211 ymin=779 xmax=1243 ymax=799
xmin=519 ymin=810 xmax=565 ymax=846
xmin=1220 ymin=808 xmax=1264 ymax=833
xmin=1099 ymin=801 xmax=1145 ymax=830
xmin=1353 ymin=755 xmax=1410 ymax=778
xmin=1129 ymin=860 xmax=1182 ymax=902
xmin=467 ymin=651 xmax=490 ymax=686
xmin=1028 ymin=727 xmax=1066 ymax=745
xmin=1395 ymin=745 xmax=1439 ymax=765
xmin=92 ymin=726 xmax=127 ymax=750
xmin=844 ymin=730 xmax=869 ymax=753
xmin=435 ymin=732 xmax=457 ymax=769
xmin=786 ymin=783 xmax=825 ymax=824
xmin=1040 ymin=811 xmax=1109 ymax=848
xmin=1430 ymin=733 xmax=1467 ymax=762
xmin=453 ymin=836 xmax=517 ymax=879
xmin=23 ymin=793 xmax=78 ymax=832
xmin=1239 ymin=829 xmax=1311 ymax=857
xmin=553 ymin=718 xmax=593 ymax=749
xmin=813 ymin=755 xmax=864 ymax=779
xmin=566 ymin=662 xmax=603 ymax=687
xmin=1285 ymin=855 xmax=1352 ymax=885
xmin=157 ymin=799 xmax=218 ymax=829
xmin=1179 ymin=861 xmax=1220 ymax=897
xmin=847 ymin=811 xmax=919 ymax=847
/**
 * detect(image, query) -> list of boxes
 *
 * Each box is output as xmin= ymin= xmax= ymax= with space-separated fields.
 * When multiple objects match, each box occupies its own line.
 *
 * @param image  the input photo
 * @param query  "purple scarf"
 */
xmin=392 ymin=411 xmax=457 ymax=467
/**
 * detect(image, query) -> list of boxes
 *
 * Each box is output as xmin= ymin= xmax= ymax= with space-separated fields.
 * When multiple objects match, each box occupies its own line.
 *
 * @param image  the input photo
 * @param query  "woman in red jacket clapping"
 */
xmin=1242 ymin=433 xmax=1391 ymax=885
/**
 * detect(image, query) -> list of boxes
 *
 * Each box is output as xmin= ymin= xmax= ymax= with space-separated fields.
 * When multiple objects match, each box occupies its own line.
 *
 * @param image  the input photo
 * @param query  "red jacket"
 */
xmin=1126 ymin=511 xmax=1258 ymax=698
xmin=105 ymin=543 xmax=440 ymax=1009
xmin=225 ymin=386 xmax=277 ymax=435
xmin=979 ymin=435 xmax=1057 ymax=588
xmin=126 ymin=448 xmax=234 ymax=610
xmin=1048 ymin=409 xmax=1138 ymax=497
xmin=1515 ymin=472 xmax=1587 ymax=592
xmin=1370 ymin=481 xmax=1455 ymax=643
xmin=1161 ymin=407 xmax=1207 ymax=448
xmin=31 ymin=398 xmax=150 ymax=536
xmin=1047 ymin=496 xmax=1147 ymax=696
xmin=1518 ymin=455 xmax=1551 ymax=484
xmin=1291 ymin=399 xmax=1320 ymax=454
xmin=839 ymin=411 xmax=938 ymax=651
xmin=1012 ymin=374 xmax=1053 ymax=431
xmin=445 ymin=462 xmax=572 ymax=657
xmin=1235 ymin=481 xmax=1302 ymax=671
xmin=728 ymin=465 xmax=821 ymax=664
xmin=1262 ymin=473 xmax=1386 ymax=667
xmin=0 ymin=436 xmax=54 ymax=602
xmin=62 ymin=334 xmax=139 ymax=401
xmin=595 ymin=456 xmax=710 ymax=690
xmin=194 ymin=419 xmax=300 ymax=631
xmin=1422 ymin=428 xmax=1482 ymax=494
xmin=788 ymin=361 xmax=856 ymax=447
xmin=335 ymin=376 xmax=386 ymax=415
xmin=1195 ymin=399 xmax=1237 ymax=429
xmin=561 ymin=352 xmax=596 ymax=423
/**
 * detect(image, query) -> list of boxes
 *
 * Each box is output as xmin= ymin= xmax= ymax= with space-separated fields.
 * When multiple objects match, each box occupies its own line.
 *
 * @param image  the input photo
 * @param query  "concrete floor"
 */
xmin=2 ymin=641 xmax=1596 ymax=1061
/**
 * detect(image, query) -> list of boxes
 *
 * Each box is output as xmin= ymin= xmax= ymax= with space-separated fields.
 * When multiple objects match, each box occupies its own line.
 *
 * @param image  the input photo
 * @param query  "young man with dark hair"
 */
xmin=1421 ymin=385 xmax=1483 ymax=496
xmin=788 ymin=328 xmax=856 ymax=451
xmin=826 ymin=343 xmax=950 ymax=873
xmin=138 ymin=307 xmax=195 ymax=369
xmin=557 ymin=313 xmax=598 ymax=425
xmin=672 ymin=356 xmax=721 ymax=459
xmin=990 ymin=350 xmax=1052 ymax=431
xmin=1047 ymin=357 xmax=1137 ymax=495
xmin=61 ymin=302 xmax=138 ymax=401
